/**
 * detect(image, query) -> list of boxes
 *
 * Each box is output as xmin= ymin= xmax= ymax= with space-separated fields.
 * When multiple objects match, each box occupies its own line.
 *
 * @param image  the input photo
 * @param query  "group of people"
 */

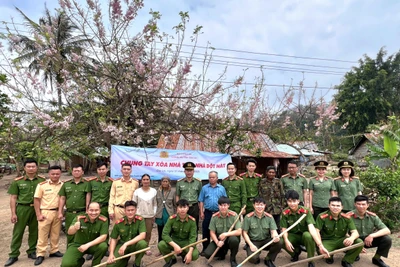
xmin=4 ymin=158 xmax=392 ymax=267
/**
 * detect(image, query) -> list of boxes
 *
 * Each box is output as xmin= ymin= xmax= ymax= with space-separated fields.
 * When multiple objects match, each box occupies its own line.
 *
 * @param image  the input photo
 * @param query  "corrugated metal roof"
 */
xmin=157 ymin=132 xmax=296 ymax=159
xmin=293 ymin=141 xmax=319 ymax=151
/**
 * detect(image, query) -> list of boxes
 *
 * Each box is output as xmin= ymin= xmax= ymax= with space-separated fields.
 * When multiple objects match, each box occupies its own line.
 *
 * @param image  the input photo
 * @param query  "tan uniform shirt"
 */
xmin=108 ymin=178 xmax=139 ymax=214
xmin=34 ymin=180 xmax=63 ymax=209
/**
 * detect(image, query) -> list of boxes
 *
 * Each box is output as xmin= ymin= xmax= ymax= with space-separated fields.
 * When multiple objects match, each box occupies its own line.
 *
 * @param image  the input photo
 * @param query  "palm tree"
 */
xmin=12 ymin=6 xmax=92 ymax=108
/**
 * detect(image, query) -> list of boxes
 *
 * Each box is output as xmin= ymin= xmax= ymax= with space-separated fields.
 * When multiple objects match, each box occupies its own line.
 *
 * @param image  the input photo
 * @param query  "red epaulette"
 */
xmin=239 ymin=172 xmax=246 ymax=177
xmin=298 ymin=208 xmax=308 ymax=214
xmin=77 ymin=215 xmax=86 ymax=220
xmin=98 ymin=215 xmax=107 ymax=222
xmin=283 ymin=208 xmax=291 ymax=215
xmin=85 ymin=177 xmax=97 ymax=182
xmin=228 ymin=210 xmax=237 ymax=217
xmin=108 ymin=178 xmax=114 ymax=182
xmin=264 ymin=212 xmax=273 ymax=218
xmin=320 ymin=213 xmax=329 ymax=219
xmin=212 ymin=212 xmax=221 ymax=217
xmin=366 ymin=211 xmax=377 ymax=216
xmin=14 ymin=176 xmax=24 ymax=181
xmin=188 ymin=215 xmax=196 ymax=221
xmin=340 ymin=213 xmax=351 ymax=219
xmin=135 ymin=215 xmax=143 ymax=221
xmin=255 ymin=173 xmax=262 ymax=177
xmin=169 ymin=214 xmax=177 ymax=219
xmin=246 ymin=212 xmax=255 ymax=217
xmin=115 ymin=218 xmax=125 ymax=224
xmin=346 ymin=211 xmax=355 ymax=217
xmin=39 ymin=180 xmax=47 ymax=185
xmin=236 ymin=176 xmax=243 ymax=180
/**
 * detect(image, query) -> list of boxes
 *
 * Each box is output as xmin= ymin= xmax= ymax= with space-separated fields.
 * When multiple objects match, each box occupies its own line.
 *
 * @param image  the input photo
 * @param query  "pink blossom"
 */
xmin=182 ymin=61 xmax=192 ymax=75
xmin=233 ymin=76 xmax=243 ymax=87
xmin=111 ymin=0 xmax=123 ymax=19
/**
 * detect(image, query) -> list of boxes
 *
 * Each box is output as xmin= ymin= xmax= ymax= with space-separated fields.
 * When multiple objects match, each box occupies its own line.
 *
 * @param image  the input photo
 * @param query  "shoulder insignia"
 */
xmin=108 ymin=178 xmax=114 ymax=182
xmin=188 ymin=215 xmax=196 ymax=221
xmin=298 ymin=173 xmax=306 ymax=178
xmin=39 ymin=181 xmax=47 ymax=185
xmin=135 ymin=215 xmax=143 ymax=221
xmin=212 ymin=212 xmax=221 ymax=217
xmin=37 ymin=175 xmax=46 ymax=179
xmin=298 ymin=208 xmax=308 ymax=214
xmin=320 ymin=213 xmax=329 ymax=219
xmin=346 ymin=211 xmax=355 ymax=216
xmin=169 ymin=214 xmax=177 ymax=219
xmin=236 ymin=176 xmax=243 ymax=180
xmin=352 ymin=176 xmax=360 ymax=179
xmin=283 ymin=208 xmax=291 ymax=215
xmin=333 ymin=176 xmax=341 ymax=180
xmin=132 ymin=178 xmax=139 ymax=182
xmin=246 ymin=212 xmax=255 ymax=217
xmin=98 ymin=215 xmax=107 ymax=222
xmin=310 ymin=176 xmax=317 ymax=179
xmin=228 ymin=210 xmax=237 ymax=216
xmin=223 ymin=177 xmax=229 ymax=181
xmin=64 ymin=178 xmax=73 ymax=182
xmin=194 ymin=178 xmax=202 ymax=182
xmin=340 ymin=213 xmax=351 ymax=219
xmin=239 ymin=172 xmax=246 ymax=177
xmin=255 ymin=173 xmax=262 ymax=177
xmin=115 ymin=218 xmax=125 ymax=224
xmin=177 ymin=177 xmax=185 ymax=182
xmin=77 ymin=215 xmax=87 ymax=220
xmin=281 ymin=173 xmax=289 ymax=178
xmin=366 ymin=211 xmax=377 ymax=216
xmin=264 ymin=212 xmax=273 ymax=218
xmin=14 ymin=176 xmax=24 ymax=181
xmin=85 ymin=177 xmax=97 ymax=182
xmin=114 ymin=177 xmax=121 ymax=181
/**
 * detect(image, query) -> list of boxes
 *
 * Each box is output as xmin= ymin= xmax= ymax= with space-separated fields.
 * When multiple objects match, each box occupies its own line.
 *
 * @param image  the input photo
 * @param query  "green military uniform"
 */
xmin=348 ymin=210 xmax=392 ymax=258
xmin=309 ymin=176 xmax=335 ymax=218
xmin=204 ymin=210 xmax=241 ymax=260
xmin=243 ymin=211 xmax=282 ymax=263
xmin=316 ymin=211 xmax=363 ymax=263
xmin=86 ymin=176 xmax=113 ymax=218
xmin=240 ymin=172 xmax=262 ymax=213
xmin=58 ymin=178 xmax=90 ymax=244
xmin=158 ymin=214 xmax=199 ymax=263
xmin=61 ymin=214 xmax=108 ymax=267
xmin=333 ymin=177 xmax=362 ymax=212
xmin=281 ymin=175 xmax=309 ymax=203
xmin=222 ymin=176 xmax=247 ymax=214
xmin=107 ymin=215 xmax=148 ymax=267
xmin=7 ymin=175 xmax=46 ymax=257
xmin=280 ymin=206 xmax=316 ymax=258
xmin=176 ymin=177 xmax=202 ymax=223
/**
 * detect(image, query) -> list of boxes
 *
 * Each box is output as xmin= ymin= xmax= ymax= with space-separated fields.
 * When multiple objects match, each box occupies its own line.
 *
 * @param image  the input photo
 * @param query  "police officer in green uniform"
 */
xmin=176 ymin=162 xmax=202 ymax=225
xmin=242 ymin=197 xmax=282 ymax=267
xmin=281 ymin=161 xmax=309 ymax=206
xmin=5 ymin=159 xmax=46 ymax=267
xmin=259 ymin=166 xmax=285 ymax=232
xmin=347 ymin=195 xmax=391 ymax=267
xmin=309 ymin=160 xmax=336 ymax=219
xmin=204 ymin=197 xmax=242 ymax=267
xmin=281 ymin=190 xmax=329 ymax=267
xmin=61 ymin=202 xmax=108 ymax=267
xmin=107 ymin=200 xmax=147 ymax=267
xmin=240 ymin=158 xmax=262 ymax=214
xmin=333 ymin=161 xmax=362 ymax=212
xmin=316 ymin=196 xmax=363 ymax=267
xmin=86 ymin=161 xmax=113 ymax=218
xmin=222 ymin=162 xmax=247 ymax=215
xmin=158 ymin=199 xmax=199 ymax=267
xmin=58 ymin=164 xmax=90 ymax=245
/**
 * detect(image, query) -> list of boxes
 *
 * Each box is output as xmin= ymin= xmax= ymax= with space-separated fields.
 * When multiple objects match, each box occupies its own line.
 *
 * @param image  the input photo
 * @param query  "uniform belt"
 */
xmin=66 ymin=208 xmax=86 ymax=214
xmin=41 ymin=208 xmax=58 ymax=211
xmin=188 ymin=203 xmax=198 ymax=207
xmin=18 ymin=203 xmax=34 ymax=207
xmin=114 ymin=204 xmax=124 ymax=208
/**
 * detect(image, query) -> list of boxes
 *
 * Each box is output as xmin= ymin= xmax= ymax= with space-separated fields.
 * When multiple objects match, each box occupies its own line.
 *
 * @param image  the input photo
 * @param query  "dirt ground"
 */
xmin=0 ymin=173 xmax=399 ymax=267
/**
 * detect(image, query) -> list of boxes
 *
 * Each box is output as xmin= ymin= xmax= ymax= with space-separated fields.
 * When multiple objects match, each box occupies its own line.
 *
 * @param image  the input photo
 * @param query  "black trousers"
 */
xmin=312 ymin=206 xmax=329 ymax=220
xmin=361 ymin=235 xmax=392 ymax=258
xmin=188 ymin=203 xmax=199 ymax=230
xmin=204 ymin=236 xmax=240 ymax=260
xmin=246 ymin=238 xmax=283 ymax=263
xmin=202 ymin=209 xmax=218 ymax=251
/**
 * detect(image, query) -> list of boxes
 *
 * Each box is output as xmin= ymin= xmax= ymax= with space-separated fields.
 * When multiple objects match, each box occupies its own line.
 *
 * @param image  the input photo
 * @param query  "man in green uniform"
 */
xmin=347 ymin=195 xmax=391 ymax=267
xmin=259 ymin=166 xmax=285 ymax=232
xmin=158 ymin=199 xmax=199 ymax=267
xmin=5 ymin=159 xmax=46 ymax=267
xmin=281 ymin=161 xmax=309 ymax=207
xmin=176 ymin=162 xmax=202 ymax=225
xmin=316 ymin=196 xmax=363 ymax=267
xmin=106 ymin=200 xmax=147 ymax=267
xmin=281 ymin=190 xmax=329 ymax=267
xmin=203 ymin=197 xmax=242 ymax=267
xmin=240 ymin=158 xmax=262 ymax=214
xmin=242 ymin=197 xmax=282 ymax=267
xmin=58 ymin=164 xmax=90 ymax=245
xmin=222 ymin=162 xmax=247 ymax=215
xmin=60 ymin=202 xmax=108 ymax=267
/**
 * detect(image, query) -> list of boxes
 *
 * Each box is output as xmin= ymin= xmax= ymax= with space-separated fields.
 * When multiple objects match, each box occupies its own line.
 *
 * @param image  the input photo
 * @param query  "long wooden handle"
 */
xmin=279 ymin=241 xmax=365 ymax=267
xmin=93 ymin=247 xmax=150 ymax=267
xmin=144 ymin=238 xmax=207 ymax=266
xmin=207 ymin=205 xmax=246 ymax=264
xmin=238 ymin=213 xmax=307 ymax=267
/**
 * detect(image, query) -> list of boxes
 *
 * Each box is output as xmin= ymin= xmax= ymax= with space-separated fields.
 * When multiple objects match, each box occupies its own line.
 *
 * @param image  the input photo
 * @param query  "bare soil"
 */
xmin=0 ymin=173 xmax=398 ymax=267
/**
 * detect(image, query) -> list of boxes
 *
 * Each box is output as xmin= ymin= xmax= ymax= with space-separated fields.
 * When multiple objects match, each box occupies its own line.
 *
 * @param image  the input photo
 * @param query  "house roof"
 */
xmin=157 ymin=132 xmax=296 ymax=159
xmin=348 ymin=133 xmax=382 ymax=155
xmin=293 ymin=141 xmax=319 ymax=151
xmin=277 ymin=144 xmax=324 ymax=156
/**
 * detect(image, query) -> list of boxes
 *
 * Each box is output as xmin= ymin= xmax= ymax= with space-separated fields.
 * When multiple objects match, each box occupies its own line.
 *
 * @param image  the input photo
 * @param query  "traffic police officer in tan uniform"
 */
xmin=108 ymin=163 xmax=139 ymax=223
xmin=33 ymin=165 xmax=64 ymax=265
xmin=176 ymin=162 xmax=202 ymax=225
xmin=5 ymin=159 xmax=46 ymax=267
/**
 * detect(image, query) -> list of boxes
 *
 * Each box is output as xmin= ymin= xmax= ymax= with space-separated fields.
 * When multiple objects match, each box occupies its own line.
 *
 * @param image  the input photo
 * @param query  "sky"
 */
xmin=1 ymin=0 xmax=400 ymax=104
